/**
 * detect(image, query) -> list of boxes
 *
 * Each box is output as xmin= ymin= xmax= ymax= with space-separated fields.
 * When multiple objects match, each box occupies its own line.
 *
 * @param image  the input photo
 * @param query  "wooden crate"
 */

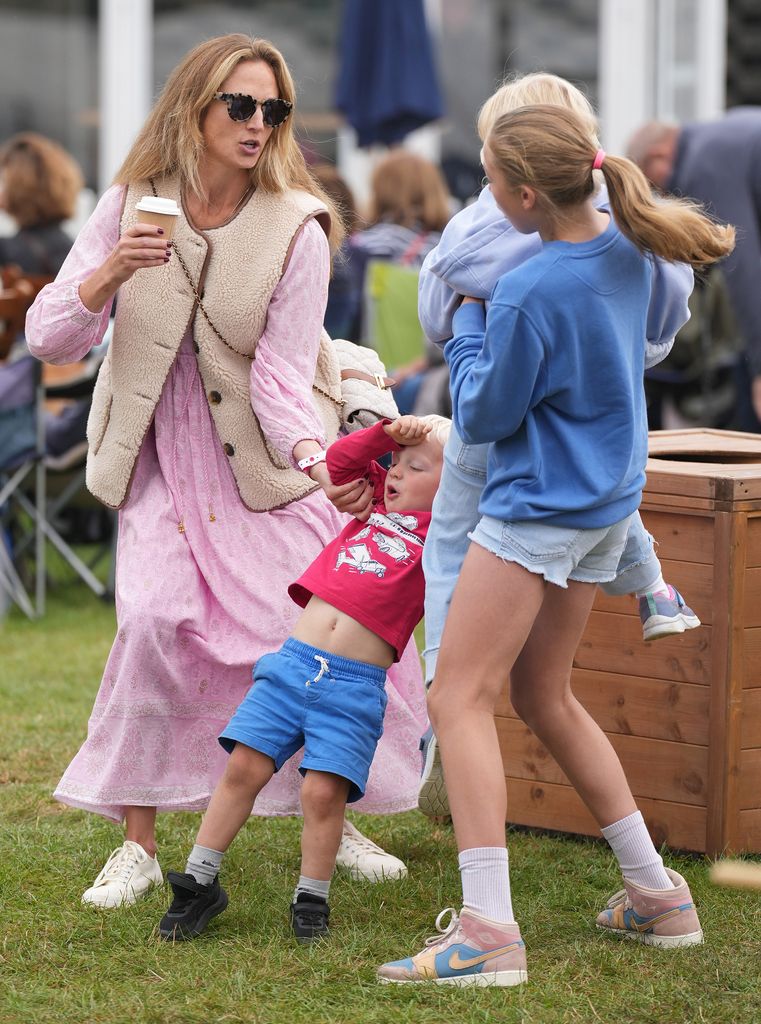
xmin=497 ymin=428 xmax=761 ymax=855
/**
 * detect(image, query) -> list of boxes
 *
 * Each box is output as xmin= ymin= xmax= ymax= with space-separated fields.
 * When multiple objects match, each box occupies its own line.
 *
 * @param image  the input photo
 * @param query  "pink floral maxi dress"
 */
xmin=27 ymin=186 xmax=427 ymax=822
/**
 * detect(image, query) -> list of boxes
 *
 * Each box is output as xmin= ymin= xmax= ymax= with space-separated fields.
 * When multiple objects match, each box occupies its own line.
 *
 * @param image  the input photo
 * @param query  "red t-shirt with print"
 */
xmin=288 ymin=421 xmax=430 ymax=661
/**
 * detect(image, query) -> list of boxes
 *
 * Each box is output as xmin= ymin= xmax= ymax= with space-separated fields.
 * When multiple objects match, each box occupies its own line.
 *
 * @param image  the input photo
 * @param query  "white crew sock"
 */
xmin=185 ymin=844 xmax=224 ymax=886
xmin=635 ymin=572 xmax=668 ymax=598
xmin=293 ymin=875 xmax=331 ymax=903
xmin=601 ymin=810 xmax=674 ymax=890
xmin=458 ymin=846 xmax=515 ymax=923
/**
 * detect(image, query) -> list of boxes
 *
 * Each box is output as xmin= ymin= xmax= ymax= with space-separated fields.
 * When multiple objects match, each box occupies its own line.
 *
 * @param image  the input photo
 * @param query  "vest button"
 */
xmin=192 ymin=341 xmax=200 ymax=354
xmin=224 ymin=442 xmax=235 ymax=457
xmin=209 ymin=390 xmax=222 ymax=404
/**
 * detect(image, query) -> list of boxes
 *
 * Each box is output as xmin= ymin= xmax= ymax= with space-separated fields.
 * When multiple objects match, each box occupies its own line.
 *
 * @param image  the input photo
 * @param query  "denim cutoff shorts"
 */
xmin=469 ymin=512 xmax=636 ymax=588
xmin=219 ymin=637 xmax=388 ymax=802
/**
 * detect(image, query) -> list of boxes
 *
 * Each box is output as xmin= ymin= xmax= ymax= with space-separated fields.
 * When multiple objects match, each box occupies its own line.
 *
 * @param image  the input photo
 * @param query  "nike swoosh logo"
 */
xmin=447 ymin=941 xmax=523 ymax=971
xmin=626 ymin=906 xmax=688 ymax=932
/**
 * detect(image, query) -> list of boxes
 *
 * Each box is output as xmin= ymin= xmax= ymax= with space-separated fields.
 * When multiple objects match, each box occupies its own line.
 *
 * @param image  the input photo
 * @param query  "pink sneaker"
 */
xmin=377 ymin=907 xmax=528 ymax=987
xmin=596 ymin=868 xmax=703 ymax=947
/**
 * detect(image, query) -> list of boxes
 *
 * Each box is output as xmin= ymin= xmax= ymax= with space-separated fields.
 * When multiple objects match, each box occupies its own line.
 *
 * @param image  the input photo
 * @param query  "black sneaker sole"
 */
xmin=159 ymin=889 xmax=229 ymax=941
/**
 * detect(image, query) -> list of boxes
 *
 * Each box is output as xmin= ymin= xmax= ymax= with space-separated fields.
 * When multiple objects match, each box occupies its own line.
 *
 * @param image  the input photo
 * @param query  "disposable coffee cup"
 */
xmin=135 ymin=196 xmax=181 ymax=240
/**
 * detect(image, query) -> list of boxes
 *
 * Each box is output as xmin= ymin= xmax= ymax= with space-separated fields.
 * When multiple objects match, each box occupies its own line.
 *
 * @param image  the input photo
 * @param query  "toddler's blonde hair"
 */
xmin=477 ymin=72 xmax=599 ymax=146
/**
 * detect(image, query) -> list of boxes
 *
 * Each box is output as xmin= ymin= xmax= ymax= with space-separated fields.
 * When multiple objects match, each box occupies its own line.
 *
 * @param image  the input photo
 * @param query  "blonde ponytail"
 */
xmin=487 ymin=105 xmax=734 ymax=271
xmin=597 ymin=154 xmax=734 ymax=270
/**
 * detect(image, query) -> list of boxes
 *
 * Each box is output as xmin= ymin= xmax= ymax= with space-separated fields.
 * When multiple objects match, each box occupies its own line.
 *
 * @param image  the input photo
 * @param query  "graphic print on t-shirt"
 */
xmin=333 ymin=510 xmax=422 ymax=579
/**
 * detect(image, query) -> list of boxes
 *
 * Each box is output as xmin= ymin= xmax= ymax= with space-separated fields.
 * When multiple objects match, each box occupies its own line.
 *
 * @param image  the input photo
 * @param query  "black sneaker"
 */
xmin=290 ymin=892 xmax=330 ymax=944
xmin=158 ymin=871 xmax=228 ymax=941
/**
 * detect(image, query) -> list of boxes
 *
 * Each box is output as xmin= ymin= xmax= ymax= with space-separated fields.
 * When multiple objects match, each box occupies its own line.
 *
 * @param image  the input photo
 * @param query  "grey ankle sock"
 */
xmin=294 ymin=875 xmax=331 ymax=903
xmin=185 ymin=844 xmax=224 ymax=886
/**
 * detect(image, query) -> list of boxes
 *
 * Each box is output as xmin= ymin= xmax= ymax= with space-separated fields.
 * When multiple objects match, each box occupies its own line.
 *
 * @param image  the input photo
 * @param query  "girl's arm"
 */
xmin=445 ymin=296 xmax=546 ymax=445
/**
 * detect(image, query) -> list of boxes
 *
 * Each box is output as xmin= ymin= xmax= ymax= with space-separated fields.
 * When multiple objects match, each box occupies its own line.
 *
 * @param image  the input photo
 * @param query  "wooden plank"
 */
xmin=739 ymin=749 xmax=761 ymax=810
xmin=741 ymin=689 xmax=761 ymax=748
xmin=575 ymin=610 xmax=710 ymax=685
xmin=706 ymin=511 xmax=746 ymax=856
xmin=747 ymin=516 xmax=761 ymax=568
xmin=592 ymin=560 xmax=714 ymax=624
xmin=735 ymin=809 xmax=761 ymax=854
xmin=638 ymin=509 xmax=715 ymax=564
xmin=496 ymin=669 xmax=710 ymax=745
xmin=642 ymin=492 xmax=723 ymax=512
xmin=504 ymin=778 xmax=707 ymax=852
xmin=744 ymin=627 xmax=761 ymax=688
xmin=497 ymin=718 xmax=708 ymax=807
xmin=648 ymin=428 xmax=761 ymax=454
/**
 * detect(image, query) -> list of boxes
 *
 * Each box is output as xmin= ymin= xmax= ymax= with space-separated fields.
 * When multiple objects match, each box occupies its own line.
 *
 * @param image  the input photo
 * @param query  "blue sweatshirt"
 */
xmin=419 ymin=184 xmax=693 ymax=369
xmin=445 ymin=219 xmax=650 ymax=528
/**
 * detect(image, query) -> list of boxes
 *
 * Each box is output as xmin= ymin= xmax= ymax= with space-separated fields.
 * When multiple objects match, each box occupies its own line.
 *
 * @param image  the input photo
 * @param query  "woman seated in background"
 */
xmin=0 ymin=132 xmax=83 ymax=277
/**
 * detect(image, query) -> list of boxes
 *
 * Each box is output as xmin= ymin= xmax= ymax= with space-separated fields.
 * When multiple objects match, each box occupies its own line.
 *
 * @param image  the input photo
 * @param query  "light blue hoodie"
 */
xmin=418 ymin=184 xmax=693 ymax=369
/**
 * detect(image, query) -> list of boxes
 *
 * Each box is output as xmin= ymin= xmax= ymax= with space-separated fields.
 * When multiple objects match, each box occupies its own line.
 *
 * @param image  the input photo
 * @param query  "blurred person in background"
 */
xmin=26 ymin=33 xmax=424 ymax=911
xmin=0 ymin=132 xmax=83 ymax=277
xmin=349 ymin=149 xmax=453 ymax=414
xmin=627 ymin=109 xmax=761 ymax=432
xmin=311 ymin=163 xmax=361 ymax=340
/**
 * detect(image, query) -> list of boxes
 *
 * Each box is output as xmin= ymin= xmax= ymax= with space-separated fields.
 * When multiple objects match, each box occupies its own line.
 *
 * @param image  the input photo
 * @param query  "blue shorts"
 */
xmin=219 ymin=638 xmax=388 ymax=803
xmin=469 ymin=513 xmax=635 ymax=588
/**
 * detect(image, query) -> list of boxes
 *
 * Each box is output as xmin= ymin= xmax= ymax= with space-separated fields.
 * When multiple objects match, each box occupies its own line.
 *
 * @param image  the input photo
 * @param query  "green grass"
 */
xmin=2 ymin=584 xmax=761 ymax=1024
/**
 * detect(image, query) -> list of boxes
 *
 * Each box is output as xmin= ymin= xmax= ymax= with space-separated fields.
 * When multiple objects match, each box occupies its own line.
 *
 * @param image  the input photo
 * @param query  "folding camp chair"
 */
xmin=0 ymin=354 xmax=111 ymax=619
xmin=0 ymin=355 xmax=45 ymax=616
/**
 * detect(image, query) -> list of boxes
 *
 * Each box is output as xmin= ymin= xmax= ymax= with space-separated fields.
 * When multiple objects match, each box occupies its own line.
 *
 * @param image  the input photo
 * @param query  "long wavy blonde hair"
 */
xmin=115 ymin=34 xmax=344 ymax=251
xmin=487 ymin=105 xmax=735 ymax=271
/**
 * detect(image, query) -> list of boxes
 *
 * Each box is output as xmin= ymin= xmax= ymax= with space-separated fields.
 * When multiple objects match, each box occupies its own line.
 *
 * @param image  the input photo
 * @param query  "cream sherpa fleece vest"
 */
xmin=85 ymin=177 xmax=342 ymax=512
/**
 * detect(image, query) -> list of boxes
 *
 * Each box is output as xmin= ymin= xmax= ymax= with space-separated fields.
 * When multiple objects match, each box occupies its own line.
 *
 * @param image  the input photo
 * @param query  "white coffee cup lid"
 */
xmin=136 ymin=196 xmax=181 ymax=215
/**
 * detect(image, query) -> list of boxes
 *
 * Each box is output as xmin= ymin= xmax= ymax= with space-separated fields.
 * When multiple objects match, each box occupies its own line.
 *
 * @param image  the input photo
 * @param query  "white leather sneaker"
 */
xmin=81 ymin=840 xmax=163 ymax=908
xmin=335 ymin=820 xmax=408 ymax=881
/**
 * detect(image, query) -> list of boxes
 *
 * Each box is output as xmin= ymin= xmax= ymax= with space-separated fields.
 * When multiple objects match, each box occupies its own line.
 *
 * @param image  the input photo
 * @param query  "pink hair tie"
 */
xmin=593 ymin=148 xmax=606 ymax=170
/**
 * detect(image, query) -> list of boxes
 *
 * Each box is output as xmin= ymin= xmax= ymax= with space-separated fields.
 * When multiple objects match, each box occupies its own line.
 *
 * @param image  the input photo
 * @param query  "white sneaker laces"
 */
xmin=424 ymin=907 xmax=460 ymax=948
xmin=606 ymin=888 xmax=630 ymax=910
xmin=91 ymin=844 xmax=142 ymax=887
xmin=340 ymin=826 xmax=386 ymax=856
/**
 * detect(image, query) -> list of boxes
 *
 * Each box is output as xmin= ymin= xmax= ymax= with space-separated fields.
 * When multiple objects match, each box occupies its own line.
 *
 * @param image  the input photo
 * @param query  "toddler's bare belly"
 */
xmin=290 ymin=595 xmax=395 ymax=669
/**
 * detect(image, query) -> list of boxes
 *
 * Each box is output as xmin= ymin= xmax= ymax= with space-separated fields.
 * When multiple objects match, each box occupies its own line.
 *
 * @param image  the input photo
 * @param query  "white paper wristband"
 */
xmin=297 ymin=450 xmax=327 ymax=473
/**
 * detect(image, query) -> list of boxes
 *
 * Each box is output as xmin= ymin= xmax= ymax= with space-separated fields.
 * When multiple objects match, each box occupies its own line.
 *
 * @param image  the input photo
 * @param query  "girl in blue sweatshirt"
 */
xmin=378 ymin=104 xmax=734 ymax=987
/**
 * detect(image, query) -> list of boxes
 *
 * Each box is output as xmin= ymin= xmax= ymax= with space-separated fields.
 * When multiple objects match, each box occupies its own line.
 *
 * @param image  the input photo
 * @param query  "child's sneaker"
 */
xmin=158 ymin=871 xmax=228 ymax=941
xmin=417 ymin=728 xmax=451 ymax=820
xmin=290 ymin=892 xmax=330 ymax=944
xmin=81 ymin=840 xmax=163 ymax=908
xmin=596 ymin=867 xmax=703 ymax=947
xmin=377 ymin=907 xmax=528 ymax=986
xmin=639 ymin=586 xmax=701 ymax=642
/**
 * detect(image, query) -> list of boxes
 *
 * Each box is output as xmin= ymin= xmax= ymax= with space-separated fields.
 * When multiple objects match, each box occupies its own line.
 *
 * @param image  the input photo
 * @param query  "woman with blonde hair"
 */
xmin=380 ymin=102 xmax=733 ymax=986
xmin=416 ymin=73 xmax=702 ymax=822
xmin=0 ymin=132 xmax=83 ymax=275
xmin=27 ymin=33 xmax=424 ymax=908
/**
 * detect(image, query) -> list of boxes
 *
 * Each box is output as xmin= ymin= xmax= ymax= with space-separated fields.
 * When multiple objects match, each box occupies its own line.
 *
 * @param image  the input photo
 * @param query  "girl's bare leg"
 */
xmin=427 ymin=544 xmax=546 ymax=851
xmin=196 ymin=744 xmax=275 ymax=852
xmin=510 ymin=580 xmax=637 ymax=827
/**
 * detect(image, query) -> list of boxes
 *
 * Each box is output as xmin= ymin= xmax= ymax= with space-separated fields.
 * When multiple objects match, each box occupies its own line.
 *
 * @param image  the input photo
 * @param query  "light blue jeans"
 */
xmin=422 ymin=425 xmax=660 ymax=683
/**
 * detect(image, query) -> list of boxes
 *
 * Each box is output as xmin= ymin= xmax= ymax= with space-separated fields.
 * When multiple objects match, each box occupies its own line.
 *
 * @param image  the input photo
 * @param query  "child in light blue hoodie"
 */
xmin=417 ymin=75 xmax=702 ymax=820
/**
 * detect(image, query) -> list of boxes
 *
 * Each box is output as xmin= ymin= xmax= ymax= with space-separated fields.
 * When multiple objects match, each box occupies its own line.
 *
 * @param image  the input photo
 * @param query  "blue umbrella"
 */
xmin=335 ymin=0 xmax=444 ymax=148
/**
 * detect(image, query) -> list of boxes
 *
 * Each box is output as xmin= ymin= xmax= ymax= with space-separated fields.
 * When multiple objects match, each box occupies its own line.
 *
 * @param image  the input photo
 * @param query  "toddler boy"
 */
xmin=157 ymin=414 xmax=450 ymax=943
